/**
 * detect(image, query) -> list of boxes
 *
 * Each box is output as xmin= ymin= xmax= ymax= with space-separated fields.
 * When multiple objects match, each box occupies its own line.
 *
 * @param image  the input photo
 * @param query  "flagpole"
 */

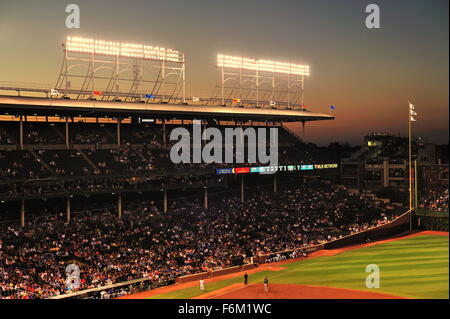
xmin=408 ymin=102 xmax=413 ymax=230
xmin=414 ymin=159 xmax=418 ymax=210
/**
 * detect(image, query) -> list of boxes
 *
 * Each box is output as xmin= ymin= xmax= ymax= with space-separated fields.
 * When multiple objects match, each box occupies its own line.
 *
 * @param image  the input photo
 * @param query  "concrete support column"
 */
xmin=19 ymin=116 xmax=24 ymax=150
xmin=118 ymin=192 xmax=122 ymax=218
xmin=65 ymin=117 xmax=69 ymax=150
xmin=204 ymin=187 xmax=208 ymax=209
xmin=20 ymin=199 xmax=25 ymax=227
xmin=240 ymin=121 xmax=244 ymax=145
xmin=241 ymin=175 xmax=245 ymax=203
xmin=117 ymin=118 xmax=121 ymax=147
xmin=163 ymin=120 xmax=167 ymax=148
xmin=203 ymin=121 xmax=207 ymax=147
xmin=66 ymin=197 xmax=71 ymax=224
xmin=274 ymin=174 xmax=277 ymax=193
xmin=163 ymin=189 xmax=168 ymax=213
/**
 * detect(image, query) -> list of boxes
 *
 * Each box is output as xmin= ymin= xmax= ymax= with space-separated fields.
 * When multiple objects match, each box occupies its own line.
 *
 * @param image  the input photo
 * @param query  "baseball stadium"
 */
xmin=0 ymin=1 xmax=448 ymax=304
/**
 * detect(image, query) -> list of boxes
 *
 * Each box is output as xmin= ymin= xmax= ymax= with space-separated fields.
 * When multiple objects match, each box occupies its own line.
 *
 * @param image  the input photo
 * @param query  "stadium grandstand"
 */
xmin=0 ymin=88 xmax=415 ymax=299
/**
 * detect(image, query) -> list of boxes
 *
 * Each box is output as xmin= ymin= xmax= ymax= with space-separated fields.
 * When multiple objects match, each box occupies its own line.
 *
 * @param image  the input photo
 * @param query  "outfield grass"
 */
xmin=149 ymin=235 xmax=449 ymax=299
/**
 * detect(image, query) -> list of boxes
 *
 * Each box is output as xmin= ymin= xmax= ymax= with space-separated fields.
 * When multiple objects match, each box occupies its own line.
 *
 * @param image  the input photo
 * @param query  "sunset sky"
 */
xmin=0 ymin=0 xmax=448 ymax=145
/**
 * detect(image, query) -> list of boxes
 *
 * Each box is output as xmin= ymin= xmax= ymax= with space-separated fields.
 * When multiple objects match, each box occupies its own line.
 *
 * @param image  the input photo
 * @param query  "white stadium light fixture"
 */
xmin=217 ymin=54 xmax=310 ymax=76
xmin=65 ymin=36 xmax=184 ymax=63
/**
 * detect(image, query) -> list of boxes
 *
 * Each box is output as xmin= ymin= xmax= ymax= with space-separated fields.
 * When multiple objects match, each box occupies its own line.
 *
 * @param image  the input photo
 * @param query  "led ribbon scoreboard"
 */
xmin=216 ymin=163 xmax=338 ymax=175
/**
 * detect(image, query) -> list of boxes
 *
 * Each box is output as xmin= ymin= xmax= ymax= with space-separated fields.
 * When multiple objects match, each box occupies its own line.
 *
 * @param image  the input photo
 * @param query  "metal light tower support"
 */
xmin=287 ymin=74 xmax=290 ymax=109
xmin=90 ymin=51 xmax=95 ymax=96
xmin=256 ymin=67 xmax=259 ymax=107
xmin=56 ymin=37 xmax=186 ymax=103
xmin=182 ymin=57 xmax=186 ymax=104
xmin=301 ymin=75 xmax=305 ymax=110
xmin=240 ymin=66 xmax=243 ymax=102
xmin=139 ymin=59 xmax=143 ymax=100
xmin=214 ymin=55 xmax=308 ymax=109
xmin=271 ymin=72 xmax=275 ymax=106
xmin=162 ymin=60 xmax=166 ymax=101
xmin=221 ymin=65 xmax=225 ymax=105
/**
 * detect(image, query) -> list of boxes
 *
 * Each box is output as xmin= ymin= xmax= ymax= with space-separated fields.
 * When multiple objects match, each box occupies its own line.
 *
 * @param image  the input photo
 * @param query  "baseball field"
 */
xmin=120 ymin=231 xmax=448 ymax=299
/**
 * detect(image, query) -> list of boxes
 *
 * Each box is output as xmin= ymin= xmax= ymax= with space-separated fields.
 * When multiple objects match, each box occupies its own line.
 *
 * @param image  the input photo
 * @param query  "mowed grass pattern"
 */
xmin=275 ymin=235 xmax=448 ymax=299
xmin=149 ymin=235 xmax=448 ymax=299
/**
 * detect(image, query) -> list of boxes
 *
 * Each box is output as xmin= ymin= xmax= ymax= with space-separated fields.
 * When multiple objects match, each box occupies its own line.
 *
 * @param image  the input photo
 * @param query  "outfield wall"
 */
xmin=175 ymin=264 xmax=257 ymax=284
xmin=323 ymin=210 xmax=411 ymax=249
xmin=252 ymin=245 xmax=322 ymax=264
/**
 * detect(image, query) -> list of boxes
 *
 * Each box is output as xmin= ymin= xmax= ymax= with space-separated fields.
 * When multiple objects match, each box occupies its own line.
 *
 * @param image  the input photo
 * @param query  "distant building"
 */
xmin=418 ymin=164 xmax=449 ymax=190
xmin=341 ymin=157 xmax=408 ymax=192
xmin=341 ymin=134 xmax=448 ymax=193
xmin=417 ymin=144 xmax=436 ymax=164
xmin=364 ymin=133 xmax=392 ymax=148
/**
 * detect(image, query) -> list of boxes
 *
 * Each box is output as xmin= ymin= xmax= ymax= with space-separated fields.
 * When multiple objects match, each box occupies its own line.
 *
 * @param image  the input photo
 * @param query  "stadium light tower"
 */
xmin=210 ymin=54 xmax=310 ymax=109
xmin=55 ymin=36 xmax=186 ymax=103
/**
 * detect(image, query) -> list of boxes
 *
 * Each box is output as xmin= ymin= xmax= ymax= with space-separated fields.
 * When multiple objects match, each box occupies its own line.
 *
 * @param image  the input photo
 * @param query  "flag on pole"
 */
xmin=93 ymin=90 xmax=103 ymax=95
xmin=50 ymin=89 xmax=60 ymax=97
xmin=409 ymin=101 xmax=417 ymax=121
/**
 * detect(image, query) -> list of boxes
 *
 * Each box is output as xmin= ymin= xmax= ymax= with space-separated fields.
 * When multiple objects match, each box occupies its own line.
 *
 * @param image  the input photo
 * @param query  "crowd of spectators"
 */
xmin=0 ymin=180 xmax=400 ymax=299
xmin=420 ymin=186 xmax=449 ymax=212
xmin=388 ymin=168 xmax=407 ymax=178
xmin=24 ymin=124 xmax=64 ymax=145
xmin=0 ymin=127 xmax=15 ymax=145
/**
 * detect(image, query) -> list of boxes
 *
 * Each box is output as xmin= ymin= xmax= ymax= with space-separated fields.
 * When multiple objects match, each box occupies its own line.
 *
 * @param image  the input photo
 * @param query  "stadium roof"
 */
xmin=0 ymin=95 xmax=334 ymax=123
